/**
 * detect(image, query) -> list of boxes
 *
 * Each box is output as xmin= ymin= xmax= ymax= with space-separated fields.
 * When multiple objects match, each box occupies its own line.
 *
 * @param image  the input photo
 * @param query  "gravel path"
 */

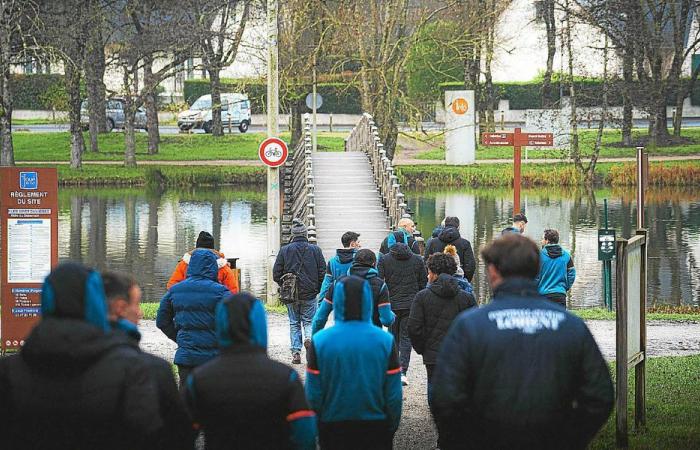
xmin=139 ymin=315 xmax=700 ymax=450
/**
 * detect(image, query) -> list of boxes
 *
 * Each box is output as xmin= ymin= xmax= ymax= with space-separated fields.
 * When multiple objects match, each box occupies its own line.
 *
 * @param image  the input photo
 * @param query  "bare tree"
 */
xmin=541 ymin=0 xmax=557 ymax=108
xmin=187 ymin=0 xmax=252 ymax=136
xmin=0 ymin=0 xmax=40 ymax=166
xmin=85 ymin=0 xmax=109 ymax=153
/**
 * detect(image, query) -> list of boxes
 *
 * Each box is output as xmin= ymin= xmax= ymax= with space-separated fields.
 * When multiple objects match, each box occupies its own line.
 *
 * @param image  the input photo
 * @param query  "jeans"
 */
xmin=288 ymin=298 xmax=317 ymax=353
xmin=177 ymin=364 xmax=194 ymax=389
xmin=390 ymin=309 xmax=411 ymax=374
xmin=545 ymin=292 xmax=567 ymax=308
xmin=425 ymin=364 xmax=436 ymax=407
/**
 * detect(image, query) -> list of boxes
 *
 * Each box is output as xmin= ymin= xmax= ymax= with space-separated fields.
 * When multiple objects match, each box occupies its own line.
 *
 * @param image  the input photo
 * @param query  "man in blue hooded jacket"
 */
xmin=316 ymin=231 xmax=361 ymax=303
xmin=536 ymin=228 xmax=576 ymax=308
xmin=157 ymin=249 xmax=230 ymax=385
xmin=306 ymin=275 xmax=403 ymax=450
xmin=0 ymin=263 xmax=164 ymax=450
xmin=183 ymin=293 xmax=317 ymax=450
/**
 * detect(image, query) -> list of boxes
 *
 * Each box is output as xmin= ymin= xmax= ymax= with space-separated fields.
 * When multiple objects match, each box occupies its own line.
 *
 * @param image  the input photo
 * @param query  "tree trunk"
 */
xmin=144 ymin=56 xmax=160 ymax=154
xmin=65 ymin=60 xmax=84 ymax=169
xmin=542 ymin=0 xmax=556 ymax=108
xmin=290 ymin=95 xmax=304 ymax=148
xmin=0 ymin=19 xmax=14 ymax=167
xmin=209 ymin=67 xmax=223 ymax=136
xmin=673 ymin=88 xmax=685 ymax=137
xmin=621 ymin=50 xmax=633 ymax=146
xmin=85 ymin=22 xmax=107 ymax=153
xmin=123 ymin=68 xmax=137 ymax=168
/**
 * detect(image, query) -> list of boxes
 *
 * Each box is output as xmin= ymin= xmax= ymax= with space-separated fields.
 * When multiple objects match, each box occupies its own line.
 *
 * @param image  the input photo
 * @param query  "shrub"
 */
xmin=10 ymin=74 xmax=69 ymax=110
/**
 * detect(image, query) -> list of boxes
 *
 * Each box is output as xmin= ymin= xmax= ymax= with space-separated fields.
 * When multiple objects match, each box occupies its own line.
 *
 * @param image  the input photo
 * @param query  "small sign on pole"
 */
xmin=259 ymin=137 xmax=289 ymax=167
xmin=481 ymin=128 xmax=554 ymax=216
xmin=1 ymin=167 xmax=59 ymax=353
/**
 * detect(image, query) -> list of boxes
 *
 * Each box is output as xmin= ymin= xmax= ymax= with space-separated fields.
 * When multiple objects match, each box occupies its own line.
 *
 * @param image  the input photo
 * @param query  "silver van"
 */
xmin=80 ymin=98 xmax=147 ymax=132
xmin=177 ymin=93 xmax=251 ymax=133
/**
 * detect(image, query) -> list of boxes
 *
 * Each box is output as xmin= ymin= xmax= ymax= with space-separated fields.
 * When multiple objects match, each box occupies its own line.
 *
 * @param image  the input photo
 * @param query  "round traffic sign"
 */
xmin=259 ymin=137 xmax=289 ymax=167
xmin=305 ymin=93 xmax=323 ymax=110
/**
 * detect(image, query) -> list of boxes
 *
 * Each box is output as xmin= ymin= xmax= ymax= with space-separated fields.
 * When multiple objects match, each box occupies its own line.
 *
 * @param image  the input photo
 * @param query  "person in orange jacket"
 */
xmin=167 ymin=231 xmax=239 ymax=294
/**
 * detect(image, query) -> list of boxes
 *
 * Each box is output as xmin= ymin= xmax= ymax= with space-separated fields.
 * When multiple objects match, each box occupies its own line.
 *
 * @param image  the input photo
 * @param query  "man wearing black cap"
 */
xmin=167 ymin=230 xmax=239 ymax=294
xmin=273 ymin=219 xmax=326 ymax=365
xmin=0 ymin=263 xmax=164 ymax=450
xmin=502 ymin=213 xmax=528 ymax=235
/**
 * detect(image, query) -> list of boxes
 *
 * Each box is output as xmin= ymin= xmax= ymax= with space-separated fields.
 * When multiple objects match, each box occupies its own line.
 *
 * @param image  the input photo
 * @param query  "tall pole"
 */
xmin=266 ymin=0 xmax=280 ymax=304
xmin=312 ymin=52 xmax=318 ymax=152
xmin=636 ymin=146 xmax=645 ymax=229
xmin=513 ymin=127 xmax=522 ymax=215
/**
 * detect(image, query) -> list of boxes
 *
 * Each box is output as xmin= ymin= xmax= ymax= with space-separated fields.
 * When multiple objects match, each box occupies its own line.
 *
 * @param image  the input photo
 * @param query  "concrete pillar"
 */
xmin=445 ymin=90 xmax=476 ymax=165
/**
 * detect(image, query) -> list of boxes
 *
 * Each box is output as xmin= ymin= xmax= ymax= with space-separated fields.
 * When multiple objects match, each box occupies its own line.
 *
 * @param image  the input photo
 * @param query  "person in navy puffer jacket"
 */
xmin=306 ymin=275 xmax=402 ymax=450
xmin=536 ymin=228 xmax=576 ymax=308
xmin=157 ymin=249 xmax=230 ymax=386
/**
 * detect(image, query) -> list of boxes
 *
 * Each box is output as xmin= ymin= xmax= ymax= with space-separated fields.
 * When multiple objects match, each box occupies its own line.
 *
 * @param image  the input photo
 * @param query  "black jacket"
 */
xmin=431 ymin=278 xmax=614 ymax=450
xmin=112 ymin=320 xmax=195 ymax=450
xmin=273 ymin=236 xmax=326 ymax=301
xmin=408 ymin=274 xmax=476 ymax=364
xmin=424 ymin=227 xmax=476 ymax=282
xmin=0 ymin=318 xmax=164 ymax=450
xmin=378 ymin=242 xmax=428 ymax=311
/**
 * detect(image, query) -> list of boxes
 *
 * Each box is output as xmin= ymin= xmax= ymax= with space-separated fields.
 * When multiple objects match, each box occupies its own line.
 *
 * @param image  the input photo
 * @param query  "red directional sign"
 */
xmin=482 ymin=132 xmax=514 ymax=146
xmin=259 ymin=137 xmax=289 ymax=167
xmin=515 ymin=132 xmax=554 ymax=147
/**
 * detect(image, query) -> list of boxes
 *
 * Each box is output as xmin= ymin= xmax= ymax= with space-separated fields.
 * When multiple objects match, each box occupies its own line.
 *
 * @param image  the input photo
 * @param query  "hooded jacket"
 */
xmin=424 ymin=227 xmax=476 ymax=282
xmin=379 ymin=228 xmax=421 ymax=255
xmin=408 ymin=274 xmax=476 ymax=365
xmin=184 ymin=294 xmax=317 ymax=450
xmin=431 ymin=278 xmax=613 ymax=450
xmin=306 ymin=276 xmax=403 ymax=432
xmin=378 ymin=242 xmax=428 ymax=311
xmin=167 ymin=248 xmax=239 ymax=294
xmin=0 ymin=264 xmax=163 ymax=450
xmin=157 ymin=249 xmax=231 ymax=366
xmin=312 ymin=262 xmax=395 ymax=334
xmin=536 ymin=244 xmax=576 ymax=296
xmin=317 ymin=248 xmax=356 ymax=302
xmin=273 ymin=236 xmax=326 ymax=302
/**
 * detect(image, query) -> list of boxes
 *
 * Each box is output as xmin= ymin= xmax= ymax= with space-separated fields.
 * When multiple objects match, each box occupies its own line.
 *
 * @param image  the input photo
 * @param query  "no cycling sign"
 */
xmin=259 ymin=137 xmax=289 ymax=167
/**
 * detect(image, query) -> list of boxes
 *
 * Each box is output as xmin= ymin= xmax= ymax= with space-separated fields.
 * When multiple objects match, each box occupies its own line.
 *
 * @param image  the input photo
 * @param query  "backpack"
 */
xmin=279 ymin=245 xmax=309 ymax=305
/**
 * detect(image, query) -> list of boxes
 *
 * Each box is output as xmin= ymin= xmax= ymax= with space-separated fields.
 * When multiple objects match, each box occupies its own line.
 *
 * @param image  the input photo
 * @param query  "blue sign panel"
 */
xmin=19 ymin=171 xmax=38 ymax=190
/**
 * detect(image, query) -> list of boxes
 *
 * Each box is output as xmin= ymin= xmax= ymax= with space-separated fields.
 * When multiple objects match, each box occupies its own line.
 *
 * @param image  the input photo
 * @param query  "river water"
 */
xmin=57 ymin=186 xmax=699 ymax=308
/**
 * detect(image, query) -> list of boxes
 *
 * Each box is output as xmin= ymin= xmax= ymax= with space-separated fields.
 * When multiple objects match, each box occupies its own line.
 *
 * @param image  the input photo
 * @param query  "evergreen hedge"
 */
xmin=9 ymin=74 xmax=68 ymax=110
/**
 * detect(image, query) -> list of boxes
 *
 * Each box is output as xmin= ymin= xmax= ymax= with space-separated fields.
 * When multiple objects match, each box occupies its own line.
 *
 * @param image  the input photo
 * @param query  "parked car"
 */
xmin=178 ymin=93 xmax=251 ymax=133
xmin=80 ymin=98 xmax=148 ymax=132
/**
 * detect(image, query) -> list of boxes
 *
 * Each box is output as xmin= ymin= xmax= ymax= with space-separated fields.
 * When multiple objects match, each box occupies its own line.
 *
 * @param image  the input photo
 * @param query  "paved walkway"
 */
xmin=311 ymin=152 xmax=389 ymax=258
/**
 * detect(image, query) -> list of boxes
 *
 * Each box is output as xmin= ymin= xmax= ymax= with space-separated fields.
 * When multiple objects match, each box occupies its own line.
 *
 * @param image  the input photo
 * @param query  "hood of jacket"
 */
xmin=390 ymin=242 xmax=412 ymax=260
xmin=432 ymin=226 xmax=444 ymax=238
xmin=501 ymin=226 xmax=521 ymax=235
xmin=544 ymin=244 xmax=563 ymax=259
xmin=332 ymin=275 xmax=373 ymax=323
xmin=182 ymin=249 xmax=228 ymax=269
xmin=438 ymin=226 xmax=461 ymax=243
xmin=111 ymin=318 xmax=142 ymax=343
xmin=429 ymin=273 xmax=460 ymax=298
xmin=21 ymin=317 xmax=127 ymax=373
xmin=216 ymin=293 xmax=267 ymax=351
xmin=40 ymin=262 xmax=109 ymax=332
xmin=349 ymin=263 xmax=378 ymax=280
xmin=493 ymin=277 xmax=540 ymax=299
xmin=336 ymin=248 xmax=356 ymax=264
xmin=186 ymin=248 xmax=220 ymax=281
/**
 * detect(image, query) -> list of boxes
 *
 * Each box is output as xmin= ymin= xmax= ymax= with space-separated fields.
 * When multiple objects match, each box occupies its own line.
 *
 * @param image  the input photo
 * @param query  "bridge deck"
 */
xmin=312 ymin=152 xmax=390 ymax=259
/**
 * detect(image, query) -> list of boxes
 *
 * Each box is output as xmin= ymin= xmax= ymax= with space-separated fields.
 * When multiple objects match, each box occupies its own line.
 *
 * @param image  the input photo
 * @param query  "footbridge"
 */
xmin=282 ymin=114 xmax=419 ymax=258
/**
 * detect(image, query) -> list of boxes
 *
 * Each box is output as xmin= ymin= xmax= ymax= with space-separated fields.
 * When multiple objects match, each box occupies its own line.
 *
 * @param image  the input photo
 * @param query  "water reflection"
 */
xmin=408 ymin=187 xmax=700 ymax=308
xmin=58 ymin=188 xmax=268 ymax=302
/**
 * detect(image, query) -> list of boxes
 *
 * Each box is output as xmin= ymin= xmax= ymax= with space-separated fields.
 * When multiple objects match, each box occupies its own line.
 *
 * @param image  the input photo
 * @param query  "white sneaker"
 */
xmin=401 ymin=374 xmax=408 ymax=386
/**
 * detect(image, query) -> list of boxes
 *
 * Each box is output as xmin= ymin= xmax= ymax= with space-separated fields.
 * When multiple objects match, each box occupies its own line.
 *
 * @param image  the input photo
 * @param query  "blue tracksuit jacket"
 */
xmin=305 ymin=276 xmax=402 ymax=431
xmin=536 ymin=244 xmax=576 ymax=296
xmin=317 ymin=248 xmax=356 ymax=302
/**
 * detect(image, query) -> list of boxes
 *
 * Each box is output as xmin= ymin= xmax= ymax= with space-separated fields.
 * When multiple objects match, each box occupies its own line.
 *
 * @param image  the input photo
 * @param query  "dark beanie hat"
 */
xmin=354 ymin=248 xmax=377 ymax=267
xmin=196 ymin=231 xmax=215 ymax=249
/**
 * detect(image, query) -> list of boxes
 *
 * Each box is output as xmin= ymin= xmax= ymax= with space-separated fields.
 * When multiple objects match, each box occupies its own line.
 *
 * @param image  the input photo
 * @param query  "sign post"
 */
xmin=267 ymin=0 xmax=280 ymax=304
xmin=481 ymin=128 xmax=554 ymax=216
xmin=1 ymin=168 xmax=58 ymax=353
xmin=597 ymin=199 xmax=615 ymax=311
xmin=445 ymin=90 xmax=476 ymax=165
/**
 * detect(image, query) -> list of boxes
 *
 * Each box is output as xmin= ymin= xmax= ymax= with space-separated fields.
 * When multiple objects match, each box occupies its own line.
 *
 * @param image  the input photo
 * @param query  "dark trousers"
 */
xmin=177 ymin=364 xmax=194 ymax=389
xmin=545 ymin=292 xmax=567 ymax=308
xmin=390 ymin=309 xmax=411 ymax=374
xmin=319 ymin=420 xmax=394 ymax=450
xmin=426 ymin=364 xmax=436 ymax=407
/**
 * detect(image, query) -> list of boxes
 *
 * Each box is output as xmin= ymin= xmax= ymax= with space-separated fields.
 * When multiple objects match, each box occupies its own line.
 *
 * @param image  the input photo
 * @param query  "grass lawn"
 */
xmin=405 ymin=128 xmax=700 ymax=160
xmin=12 ymin=131 xmax=346 ymax=161
xmin=591 ymin=354 xmax=700 ymax=449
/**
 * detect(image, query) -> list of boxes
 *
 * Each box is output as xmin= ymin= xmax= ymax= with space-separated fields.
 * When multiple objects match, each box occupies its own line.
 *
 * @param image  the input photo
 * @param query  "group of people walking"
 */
xmin=0 ymin=217 xmax=611 ymax=450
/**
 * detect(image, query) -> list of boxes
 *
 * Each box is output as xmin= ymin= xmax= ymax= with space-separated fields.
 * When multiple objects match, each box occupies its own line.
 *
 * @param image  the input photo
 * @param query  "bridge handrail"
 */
xmin=281 ymin=114 xmax=316 ymax=244
xmin=345 ymin=113 xmax=419 ymax=242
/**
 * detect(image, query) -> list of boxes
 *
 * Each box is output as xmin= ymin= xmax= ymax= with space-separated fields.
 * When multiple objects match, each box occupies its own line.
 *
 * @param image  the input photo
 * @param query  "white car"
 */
xmin=178 ymin=93 xmax=251 ymax=133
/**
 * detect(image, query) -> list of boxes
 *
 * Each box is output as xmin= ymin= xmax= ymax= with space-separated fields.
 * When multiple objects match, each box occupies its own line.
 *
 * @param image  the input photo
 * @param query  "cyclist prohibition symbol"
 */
xmin=259 ymin=137 xmax=289 ymax=167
